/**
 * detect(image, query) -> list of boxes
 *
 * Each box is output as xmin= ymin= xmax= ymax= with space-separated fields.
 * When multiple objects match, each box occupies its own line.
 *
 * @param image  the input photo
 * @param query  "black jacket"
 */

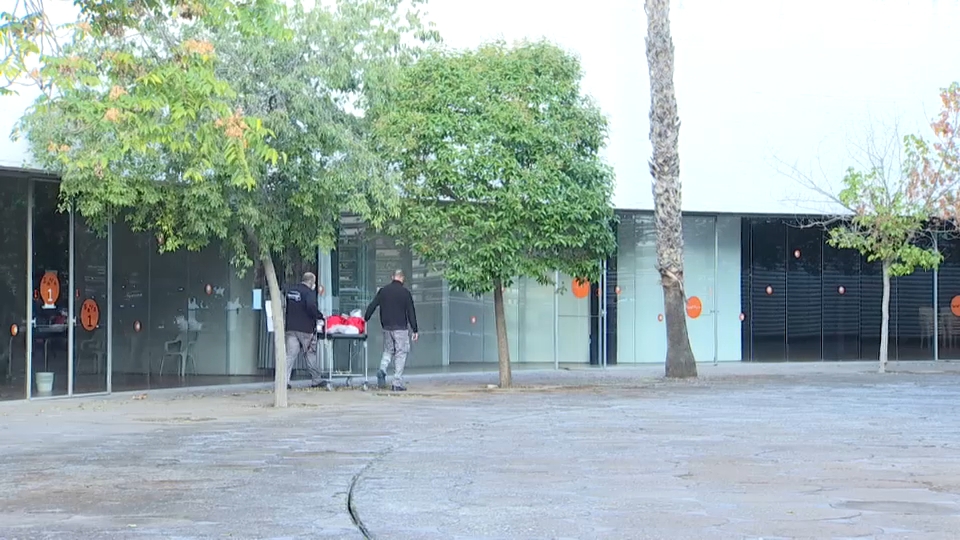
xmin=364 ymin=280 xmax=418 ymax=333
xmin=285 ymin=282 xmax=322 ymax=334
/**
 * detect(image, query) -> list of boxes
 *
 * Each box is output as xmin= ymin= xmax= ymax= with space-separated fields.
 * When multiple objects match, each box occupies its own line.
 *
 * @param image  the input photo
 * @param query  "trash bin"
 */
xmin=35 ymin=372 xmax=54 ymax=394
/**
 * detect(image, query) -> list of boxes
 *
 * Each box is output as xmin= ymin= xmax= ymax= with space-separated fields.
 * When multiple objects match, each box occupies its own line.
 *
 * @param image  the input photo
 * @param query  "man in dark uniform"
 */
xmin=285 ymin=272 xmax=324 ymax=389
xmin=364 ymin=269 xmax=418 ymax=391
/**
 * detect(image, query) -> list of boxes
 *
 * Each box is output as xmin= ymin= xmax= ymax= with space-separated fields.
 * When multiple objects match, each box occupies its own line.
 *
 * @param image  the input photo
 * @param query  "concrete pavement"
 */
xmin=2 ymin=361 xmax=960 ymax=539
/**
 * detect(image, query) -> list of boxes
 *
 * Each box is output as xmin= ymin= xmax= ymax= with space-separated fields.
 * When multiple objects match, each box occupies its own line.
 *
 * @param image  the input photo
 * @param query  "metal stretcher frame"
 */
xmin=317 ymin=332 xmax=369 ymax=391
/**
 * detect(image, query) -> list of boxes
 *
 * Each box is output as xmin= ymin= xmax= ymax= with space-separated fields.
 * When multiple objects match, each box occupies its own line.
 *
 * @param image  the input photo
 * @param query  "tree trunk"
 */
xmin=493 ymin=279 xmax=512 ymax=388
xmin=879 ymin=260 xmax=891 ymax=374
xmin=645 ymin=0 xmax=697 ymax=378
xmin=262 ymin=251 xmax=288 ymax=407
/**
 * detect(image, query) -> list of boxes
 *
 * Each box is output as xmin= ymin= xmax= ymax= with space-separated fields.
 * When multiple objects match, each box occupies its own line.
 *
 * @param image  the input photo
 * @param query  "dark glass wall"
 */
xmin=741 ymin=217 xmax=935 ymax=361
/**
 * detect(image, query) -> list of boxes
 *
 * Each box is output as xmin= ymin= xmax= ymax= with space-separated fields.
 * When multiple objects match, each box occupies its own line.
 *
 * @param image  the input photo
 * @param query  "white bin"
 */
xmin=35 ymin=372 xmax=54 ymax=394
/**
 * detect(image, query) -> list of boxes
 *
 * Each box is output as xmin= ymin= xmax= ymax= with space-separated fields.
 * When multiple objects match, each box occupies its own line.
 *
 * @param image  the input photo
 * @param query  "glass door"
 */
xmin=683 ymin=215 xmax=717 ymax=362
xmin=30 ymin=181 xmax=70 ymax=397
xmin=27 ymin=181 xmax=109 ymax=398
xmin=73 ymin=213 xmax=108 ymax=394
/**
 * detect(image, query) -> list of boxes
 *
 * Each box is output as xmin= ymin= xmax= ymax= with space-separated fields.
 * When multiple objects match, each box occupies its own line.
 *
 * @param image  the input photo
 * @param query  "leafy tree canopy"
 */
xmin=372 ymin=40 xmax=616 ymax=296
xmin=15 ymin=0 xmax=436 ymax=270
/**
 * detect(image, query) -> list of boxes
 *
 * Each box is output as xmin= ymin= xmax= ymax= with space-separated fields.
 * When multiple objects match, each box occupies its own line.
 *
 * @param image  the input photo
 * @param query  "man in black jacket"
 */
xmin=285 ymin=272 xmax=325 ymax=389
xmin=364 ymin=269 xmax=418 ymax=391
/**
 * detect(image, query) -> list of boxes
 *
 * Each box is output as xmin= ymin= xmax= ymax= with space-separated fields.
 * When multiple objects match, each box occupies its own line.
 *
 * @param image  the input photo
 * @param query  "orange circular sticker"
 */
xmin=952 ymin=296 xmax=960 ymax=317
xmin=571 ymin=279 xmax=590 ymax=299
xmin=765 ymin=285 xmax=773 ymax=295
xmin=40 ymin=271 xmax=60 ymax=308
xmin=686 ymin=296 xmax=703 ymax=319
xmin=80 ymin=299 xmax=100 ymax=331
xmin=10 ymin=324 xmax=17 ymax=336
xmin=657 ymin=314 xmax=663 ymax=322
xmin=134 ymin=320 xmax=142 ymax=332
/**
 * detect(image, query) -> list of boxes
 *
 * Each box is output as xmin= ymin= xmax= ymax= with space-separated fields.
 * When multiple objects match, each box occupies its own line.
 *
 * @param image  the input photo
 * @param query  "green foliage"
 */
xmin=372 ymin=40 xmax=616 ymax=295
xmin=2 ymin=0 xmax=285 ymax=95
xmin=828 ymin=166 xmax=941 ymax=276
xmin=15 ymin=0 xmax=435 ymax=271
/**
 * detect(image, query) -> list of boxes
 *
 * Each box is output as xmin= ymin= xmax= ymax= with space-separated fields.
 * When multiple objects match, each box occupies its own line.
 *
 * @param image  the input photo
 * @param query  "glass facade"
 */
xmin=739 ymin=217 xmax=940 ymax=361
xmin=6 ymin=173 xmax=960 ymax=401
xmin=331 ymin=220 xmax=594 ymax=371
xmin=615 ymin=212 xmax=741 ymax=364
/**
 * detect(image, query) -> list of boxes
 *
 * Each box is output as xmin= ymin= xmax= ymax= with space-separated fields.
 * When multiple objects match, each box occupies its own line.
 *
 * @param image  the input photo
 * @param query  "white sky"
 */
xmin=4 ymin=0 xmax=960 ymax=215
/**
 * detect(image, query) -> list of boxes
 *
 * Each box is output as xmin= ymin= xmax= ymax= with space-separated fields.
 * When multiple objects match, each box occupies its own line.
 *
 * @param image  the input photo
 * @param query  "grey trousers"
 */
xmin=286 ymin=331 xmax=321 ymax=385
xmin=380 ymin=329 xmax=411 ymax=385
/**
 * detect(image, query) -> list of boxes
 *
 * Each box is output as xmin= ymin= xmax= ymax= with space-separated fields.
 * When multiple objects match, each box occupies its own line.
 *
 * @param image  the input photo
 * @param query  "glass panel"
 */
xmin=786 ymin=226 xmax=822 ymax=361
xmin=822 ymin=237 xmax=860 ymax=360
xmin=715 ymin=215 xmax=741 ymax=361
xmin=0 ymin=177 xmax=28 ymax=401
xmin=938 ymin=231 xmax=960 ymax=359
xmin=73 ymin=214 xmax=107 ymax=394
xmin=408 ymin=256 xmax=444 ymax=370
xmin=518 ymin=278 xmax=556 ymax=365
xmin=860 ymin=256 xmax=883 ymax=361
xmin=557 ymin=272 xmax=590 ymax=365
xmin=111 ymin=220 xmax=153 ymax=390
xmin=617 ymin=213 xmax=662 ymax=363
xmin=449 ymin=289 xmax=488 ymax=367
xmin=895 ymin=234 xmax=934 ymax=360
xmin=31 ymin=181 xmax=69 ymax=397
xmin=111 ymin=220 xmax=267 ymax=391
xmin=739 ymin=218 xmax=752 ymax=361
xmin=748 ymin=219 xmax=787 ymax=361
xmin=683 ymin=216 xmax=717 ymax=362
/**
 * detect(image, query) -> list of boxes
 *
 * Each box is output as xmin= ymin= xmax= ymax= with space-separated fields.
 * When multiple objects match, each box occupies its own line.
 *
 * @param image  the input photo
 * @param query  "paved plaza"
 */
xmin=3 ymin=361 xmax=960 ymax=539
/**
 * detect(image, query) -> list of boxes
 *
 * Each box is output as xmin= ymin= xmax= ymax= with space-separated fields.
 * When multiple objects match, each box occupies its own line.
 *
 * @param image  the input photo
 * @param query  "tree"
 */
xmin=372 ymin=40 xmax=616 ymax=388
xmin=12 ymin=0 xmax=435 ymax=406
xmin=644 ymin=0 xmax=696 ymax=378
xmin=786 ymin=84 xmax=960 ymax=373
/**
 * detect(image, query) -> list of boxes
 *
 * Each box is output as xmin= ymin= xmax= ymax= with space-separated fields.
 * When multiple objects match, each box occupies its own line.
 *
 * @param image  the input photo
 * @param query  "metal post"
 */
xmin=441 ymin=278 xmax=450 ymax=366
xmin=600 ymin=259 xmax=607 ymax=369
xmin=713 ymin=215 xmax=719 ymax=365
xmin=68 ymin=205 xmax=75 ymax=396
xmin=554 ymin=269 xmax=559 ymax=370
xmin=25 ymin=180 xmax=33 ymax=399
xmin=934 ymin=233 xmax=940 ymax=362
xmin=106 ymin=222 xmax=113 ymax=393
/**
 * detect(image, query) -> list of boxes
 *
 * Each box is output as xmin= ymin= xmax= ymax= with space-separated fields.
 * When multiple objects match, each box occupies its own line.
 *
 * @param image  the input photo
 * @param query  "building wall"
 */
xmin=737 ymin=217 xmax=960 ymax=362
xmin=615 ymin=212 xmax=742 ymax=364
xmin=331 ymin=221 xmax=594 ymax=368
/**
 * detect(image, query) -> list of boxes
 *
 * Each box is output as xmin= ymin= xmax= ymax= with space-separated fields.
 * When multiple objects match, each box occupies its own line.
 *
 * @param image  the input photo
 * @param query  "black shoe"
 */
xmin=287 ymin=384 xmax=292 ymax=390
xmin=377 ymin=370 xmax=387 ymax=389
xmin=310 ymin=381 xmax=328 ymax=389
xmin=391 ymin=384 xmax=407 ymax=392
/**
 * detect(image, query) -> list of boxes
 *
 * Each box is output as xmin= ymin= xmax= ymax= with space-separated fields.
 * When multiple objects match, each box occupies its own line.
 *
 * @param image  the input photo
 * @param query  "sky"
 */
xmin=3 ymin=0 xmax=959 ymax=214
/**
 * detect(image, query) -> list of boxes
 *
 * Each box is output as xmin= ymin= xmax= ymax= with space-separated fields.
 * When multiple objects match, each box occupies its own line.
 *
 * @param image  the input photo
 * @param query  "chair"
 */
xmin=919 ymin=307 xmax=947 ymax=349
xmin=940 ymin=307 xmax=960 ymax=350
xmin=159 ymin=332 xmax=197 ymax=377
xmin=77 ymin=337 xmax=105 ymax=374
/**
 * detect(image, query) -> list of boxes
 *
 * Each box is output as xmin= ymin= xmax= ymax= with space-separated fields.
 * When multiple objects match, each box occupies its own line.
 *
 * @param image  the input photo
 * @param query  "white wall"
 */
xmin=425 ymin=0 xmax=960 ymax=214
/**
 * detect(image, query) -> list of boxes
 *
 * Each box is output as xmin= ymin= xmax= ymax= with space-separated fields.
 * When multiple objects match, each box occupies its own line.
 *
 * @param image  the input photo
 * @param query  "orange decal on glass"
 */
xmin=571 ymin=279 xmax=590 ymax=299
xmin=39 ymin=271 xmax=60 ymax=309
xmin=686 ymin=296 xmax=703 ymax=319
xmin=80 ymin=299 xmax=100 ymax=331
